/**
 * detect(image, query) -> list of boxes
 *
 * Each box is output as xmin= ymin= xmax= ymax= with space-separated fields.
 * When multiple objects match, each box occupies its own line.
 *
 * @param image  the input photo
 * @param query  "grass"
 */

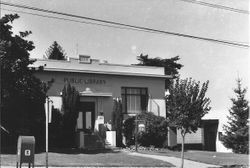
xmin=139 ymin=149 xmax=249 ymax=167
xmin=1 ymin=149 xmax=173 ymax=167
xmin=2 ymin=147 xmax=248 ymax=167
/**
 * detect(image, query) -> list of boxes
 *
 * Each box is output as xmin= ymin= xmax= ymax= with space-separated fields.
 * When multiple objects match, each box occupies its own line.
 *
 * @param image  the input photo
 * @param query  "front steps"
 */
xmin=76 ymin=131 xmax=106 ymax=150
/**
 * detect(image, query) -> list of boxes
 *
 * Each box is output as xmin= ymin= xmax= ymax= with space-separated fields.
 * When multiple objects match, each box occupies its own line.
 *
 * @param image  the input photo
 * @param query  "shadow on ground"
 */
xmin=49 ymin=147 xmax=121 ymax=154
xmin=1 ymin=146 xmax=121 ymax=155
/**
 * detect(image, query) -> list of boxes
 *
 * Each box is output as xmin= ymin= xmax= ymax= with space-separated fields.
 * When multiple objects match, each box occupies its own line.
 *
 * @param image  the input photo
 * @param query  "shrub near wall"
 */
xmin=123 ymin=112 xmax=168 ymax=148
xmin=48 ymin=108 xmax=63 ymax=148
xmin=123 ymin=117 xmax=135 ymax=146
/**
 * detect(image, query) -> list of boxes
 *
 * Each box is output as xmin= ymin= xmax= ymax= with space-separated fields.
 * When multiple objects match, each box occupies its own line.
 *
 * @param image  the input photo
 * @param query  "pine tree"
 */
xmin=61 ymin=83 xmax=80 ymax=147
xmin=222 ymin=78 xmax=249 ymax=154
xmin=45 ymin=41 xmax=66 ymax=60
xmin=112 ymin=98 xmax=123 ymax=147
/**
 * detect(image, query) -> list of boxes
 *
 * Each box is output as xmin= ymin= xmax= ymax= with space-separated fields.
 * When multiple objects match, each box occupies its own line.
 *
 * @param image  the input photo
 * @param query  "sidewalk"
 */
xmin=1 ymin=167 xmax=169 ymax=168
xmin=128 ymin=152 xmax=221 ymax=168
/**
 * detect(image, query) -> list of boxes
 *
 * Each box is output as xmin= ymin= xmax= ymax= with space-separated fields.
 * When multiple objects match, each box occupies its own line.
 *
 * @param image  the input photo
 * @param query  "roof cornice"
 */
xmin=42 ymin=67 xmax=171 ymax=79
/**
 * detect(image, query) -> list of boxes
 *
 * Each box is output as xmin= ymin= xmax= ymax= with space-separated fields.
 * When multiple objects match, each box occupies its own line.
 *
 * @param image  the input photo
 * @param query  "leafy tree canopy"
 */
xmin=0 ymin=14 xmax=49 ymax=147
xmin=166 ymin=77 xmax=211 ymax=134
xmin=222 ymin=78 xmax=249 ymax=154
xmin=44 ymin=41 xmax=66 ymax=60
xmin=166 ymin=77 xmax=211 ymax=168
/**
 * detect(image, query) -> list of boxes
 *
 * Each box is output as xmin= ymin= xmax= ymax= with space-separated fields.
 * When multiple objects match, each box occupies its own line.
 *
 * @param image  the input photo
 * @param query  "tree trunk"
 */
xmin=180 ymin=132 xmax=185 ymax=168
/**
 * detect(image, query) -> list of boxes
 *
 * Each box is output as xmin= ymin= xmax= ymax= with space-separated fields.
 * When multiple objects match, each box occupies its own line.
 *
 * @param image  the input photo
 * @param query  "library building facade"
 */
xmin=31 ymin=55 xmax=220 ymax=151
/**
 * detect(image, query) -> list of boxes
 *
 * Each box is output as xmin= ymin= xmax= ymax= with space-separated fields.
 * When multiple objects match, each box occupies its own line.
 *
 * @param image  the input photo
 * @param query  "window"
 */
xmin=121 ymin=87 xmax=148 ymax=114
xmin=79 ymin=55 xmax=90 ymax=63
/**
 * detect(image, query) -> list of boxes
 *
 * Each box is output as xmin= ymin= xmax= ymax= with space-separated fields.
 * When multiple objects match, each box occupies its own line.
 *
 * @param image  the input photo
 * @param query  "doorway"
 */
xmin=203 ymin=120 xmax=218 ymax=151
xmin=78 ymin=102 xmax=95 ymax=133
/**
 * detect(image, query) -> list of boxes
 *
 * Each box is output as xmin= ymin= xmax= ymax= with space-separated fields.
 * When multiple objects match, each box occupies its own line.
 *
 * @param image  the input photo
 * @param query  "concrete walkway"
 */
xmin=1 ymin=167 xmax=173 ymax=168
xmin=128 ymin=152 xmax=221 ymax=168
xmin=1 ymin=167 xmax=168 ymax=168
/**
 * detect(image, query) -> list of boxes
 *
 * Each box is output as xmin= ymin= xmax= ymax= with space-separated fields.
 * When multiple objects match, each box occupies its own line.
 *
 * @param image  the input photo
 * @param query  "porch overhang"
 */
xmin=79 ymin=92 xmax=112 ymax=97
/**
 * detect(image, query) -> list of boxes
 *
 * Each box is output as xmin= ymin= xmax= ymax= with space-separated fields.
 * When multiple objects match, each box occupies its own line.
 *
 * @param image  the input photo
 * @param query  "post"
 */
xmin=180 ymin=131 xmax=185 ymax=168
xmin=46 ymin=97 xmax=49 ymax=168
xmin=0 ymin=43 xmax=1 ymax=167
xmin=135 ymin=114 xmax=138 ymax=152
xmin=0 ymin=64 xmax=1 ymax=167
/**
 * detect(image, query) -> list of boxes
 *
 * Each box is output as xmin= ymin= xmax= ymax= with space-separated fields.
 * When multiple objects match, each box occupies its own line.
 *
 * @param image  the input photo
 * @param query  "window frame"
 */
xmin=121 ymin=87 xmax=148 ymax=114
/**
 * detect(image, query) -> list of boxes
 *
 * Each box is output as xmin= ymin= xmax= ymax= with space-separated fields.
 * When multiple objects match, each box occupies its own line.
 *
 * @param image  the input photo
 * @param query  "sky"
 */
xmin=1 ymin=0 xmax=249 ymax=129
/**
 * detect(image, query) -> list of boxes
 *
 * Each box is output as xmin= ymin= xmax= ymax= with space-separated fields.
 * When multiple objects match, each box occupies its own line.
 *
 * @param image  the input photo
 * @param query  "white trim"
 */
xmin=79 ymin=92 xmax=113 ymax=97
xmin=43 ymin=67 xmax=170 ymax=78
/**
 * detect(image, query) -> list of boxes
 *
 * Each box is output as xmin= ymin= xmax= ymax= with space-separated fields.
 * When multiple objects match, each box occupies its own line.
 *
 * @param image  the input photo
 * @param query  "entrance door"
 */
xmin=204 ymin=121 xmax=218 ymax=151
xmin=78 ymin=102 xmax=95 ymax=132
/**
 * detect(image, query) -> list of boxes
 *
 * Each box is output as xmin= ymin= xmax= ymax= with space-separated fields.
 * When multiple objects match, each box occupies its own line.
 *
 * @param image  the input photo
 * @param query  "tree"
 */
xmin=44 ymin=41 xmax=66 ymax=60
xmin=0 ymin=14 xmax=49 ymax=148
xmin=166 ymin=77 xmax=211 ymax=168
xmin=221 ymin=78 xmax=249 ymax=154
xmin=61 ymin=83 xmax=80 ymax=147
xmin=112 ymin=98 xmax=123 ymax=147
xmin=48 ymin=107 xmax=63 ymax=148
xmin=136 ymin=54 xmax=183 ymax=88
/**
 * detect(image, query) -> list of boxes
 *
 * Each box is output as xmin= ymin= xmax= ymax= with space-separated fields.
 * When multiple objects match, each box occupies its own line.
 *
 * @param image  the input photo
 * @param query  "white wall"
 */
xmin=216 ymin=137 xmax=232 ymax=153
xmin=168 ymin=127 xmax=177 ymax=147
xmin=216 ymin=121 xmax=233 ymax=152
xmin=148 ymin=98 xmax=166 ymax=117
xmin=177 ymin=128 xmax=203 ymax=144
xmin=49 ymin=96 xmax=62 ymax=110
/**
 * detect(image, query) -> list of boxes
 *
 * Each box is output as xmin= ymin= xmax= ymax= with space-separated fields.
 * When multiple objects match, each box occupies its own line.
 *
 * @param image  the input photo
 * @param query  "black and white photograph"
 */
xmin=0 ymin=0 xmax=249 ymax=168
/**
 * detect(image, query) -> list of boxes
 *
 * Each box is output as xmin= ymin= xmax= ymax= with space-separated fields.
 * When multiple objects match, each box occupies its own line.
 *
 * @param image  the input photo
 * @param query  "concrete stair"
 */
xmin=82 ymin=133 xmax=105 ymax=150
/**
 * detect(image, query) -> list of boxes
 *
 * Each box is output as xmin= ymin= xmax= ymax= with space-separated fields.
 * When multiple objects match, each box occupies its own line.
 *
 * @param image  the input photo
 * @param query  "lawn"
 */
xmin=1 ymin=149 xmax=173 ymax=167
xmin=139 ymin=149 xmax=249 ymax=167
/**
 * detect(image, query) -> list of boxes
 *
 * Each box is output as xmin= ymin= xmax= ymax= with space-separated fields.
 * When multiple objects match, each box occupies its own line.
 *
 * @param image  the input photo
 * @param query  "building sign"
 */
xmin=64 ymin=78 xmax=106 ymax=85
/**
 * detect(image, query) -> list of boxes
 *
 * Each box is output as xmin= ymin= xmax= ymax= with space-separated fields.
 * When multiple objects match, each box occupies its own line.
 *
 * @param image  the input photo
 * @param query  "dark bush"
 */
xmin=112 ymin=99 xmax=123 ymax=147
xmin=123 ymin=117 xmax=136 ymax=146
xmin=48 ymin=107 xmax=63 ymax=148
xmin=123 ymin=112 xmax=168 ymax=148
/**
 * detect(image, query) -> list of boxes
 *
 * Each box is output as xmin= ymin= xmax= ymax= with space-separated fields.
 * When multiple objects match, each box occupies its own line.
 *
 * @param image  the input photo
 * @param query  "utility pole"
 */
xmin=46 ymin=97 xmax=49 ymax=168
xmin=0 ymin=2 xmax=2 ymax=165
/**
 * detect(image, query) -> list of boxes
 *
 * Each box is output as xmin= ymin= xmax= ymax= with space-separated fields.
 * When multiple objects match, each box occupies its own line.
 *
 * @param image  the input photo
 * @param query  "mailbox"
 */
xmin=17 ymin=136 xmax=35 ymax=168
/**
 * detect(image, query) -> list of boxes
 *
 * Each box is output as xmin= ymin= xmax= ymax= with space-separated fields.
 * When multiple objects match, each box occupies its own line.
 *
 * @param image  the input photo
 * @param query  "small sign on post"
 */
xmin=135 ymin=118 xmax=146 ymax=152
xmin=138 ymin=123 xmax=145 ymax=132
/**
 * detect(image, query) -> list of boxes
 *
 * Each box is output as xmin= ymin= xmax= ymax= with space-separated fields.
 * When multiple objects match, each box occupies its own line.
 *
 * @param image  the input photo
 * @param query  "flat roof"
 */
xmin=30 ymin=58 xmax=172 ymax=79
